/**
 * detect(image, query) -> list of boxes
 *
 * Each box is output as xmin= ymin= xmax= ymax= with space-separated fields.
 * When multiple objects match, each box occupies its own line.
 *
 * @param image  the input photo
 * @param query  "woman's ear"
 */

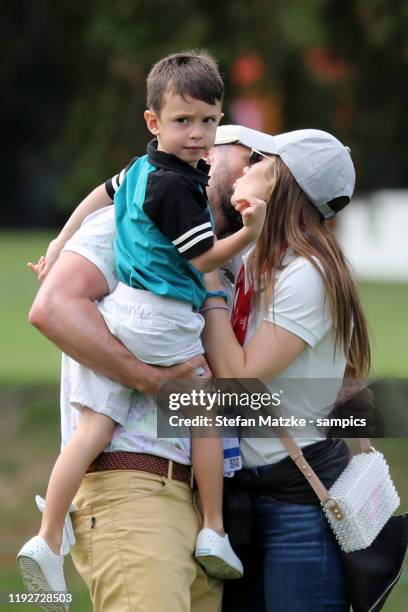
xmin=144 ymin=110 xmax=160 ymax=136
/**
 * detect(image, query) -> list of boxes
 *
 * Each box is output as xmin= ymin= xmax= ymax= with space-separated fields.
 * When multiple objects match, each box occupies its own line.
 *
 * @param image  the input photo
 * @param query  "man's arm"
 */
xmin=29 ymin=183 xmax=113 ymax=281
xmin=29 ymin=252 xmax=210 ymax=394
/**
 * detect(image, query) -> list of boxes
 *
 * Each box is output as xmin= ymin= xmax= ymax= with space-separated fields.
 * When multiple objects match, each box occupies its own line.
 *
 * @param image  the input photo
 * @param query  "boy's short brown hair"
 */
xmin=146 ymin=51 xmax=224 ymax=114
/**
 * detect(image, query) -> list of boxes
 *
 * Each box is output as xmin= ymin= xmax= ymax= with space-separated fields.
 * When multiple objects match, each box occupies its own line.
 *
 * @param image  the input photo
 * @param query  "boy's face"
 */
xmin=144 ymin=89 xmax=223 ymax=166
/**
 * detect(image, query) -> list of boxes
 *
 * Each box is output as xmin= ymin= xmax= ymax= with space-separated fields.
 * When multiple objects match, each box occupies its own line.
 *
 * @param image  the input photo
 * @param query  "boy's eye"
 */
xmin=203 ymin=117 xmax=216 ymax=124
xmin=176 ymin=118 xmax=189 ymax=124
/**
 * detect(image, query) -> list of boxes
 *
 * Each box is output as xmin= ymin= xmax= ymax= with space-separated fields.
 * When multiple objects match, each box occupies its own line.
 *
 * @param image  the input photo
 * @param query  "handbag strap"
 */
xmin=235 ymin=378 xmax=372 ymax=508
xmin=254 ymin=381 xmax=373 ymax=504
xmin=276 ymin=435 xmax=372 ymax=508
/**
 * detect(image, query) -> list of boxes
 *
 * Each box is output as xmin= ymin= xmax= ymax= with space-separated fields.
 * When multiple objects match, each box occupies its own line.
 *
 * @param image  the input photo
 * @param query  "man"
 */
xmin=28 ymin=125 xmax=374 ymax=611
xmin=28 ymin=125 xmax=256 ymax=612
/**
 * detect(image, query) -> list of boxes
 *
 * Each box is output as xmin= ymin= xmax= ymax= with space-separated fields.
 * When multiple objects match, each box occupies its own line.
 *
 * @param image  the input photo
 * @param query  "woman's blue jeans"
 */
xmin=222 ymin=495 xmax=349 ymax=612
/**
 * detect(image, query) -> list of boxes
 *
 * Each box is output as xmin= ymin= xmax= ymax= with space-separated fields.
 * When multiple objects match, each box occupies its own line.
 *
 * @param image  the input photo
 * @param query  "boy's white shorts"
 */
xmin=68 ymin=282 xmax=205 ymax=426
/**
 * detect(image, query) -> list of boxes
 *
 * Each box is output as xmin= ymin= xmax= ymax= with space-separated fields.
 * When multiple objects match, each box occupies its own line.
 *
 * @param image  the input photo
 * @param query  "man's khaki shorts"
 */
xmin=71 ymin=468 xmax=222 ymax=612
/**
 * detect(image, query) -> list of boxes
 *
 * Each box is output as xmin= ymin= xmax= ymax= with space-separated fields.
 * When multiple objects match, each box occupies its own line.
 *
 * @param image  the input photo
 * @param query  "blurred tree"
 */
xmin=2 ymin=0 xmax=407 ymax=227
xmin=322 ymin=0 xmax=408 ymax=189
xmin=2 ymin=0 xmax=95 ymax=226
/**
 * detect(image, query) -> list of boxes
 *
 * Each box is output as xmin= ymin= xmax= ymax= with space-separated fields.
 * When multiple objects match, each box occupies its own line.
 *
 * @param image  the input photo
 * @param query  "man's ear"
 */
xmin=144 ymin=109 xmax=160 ymax=136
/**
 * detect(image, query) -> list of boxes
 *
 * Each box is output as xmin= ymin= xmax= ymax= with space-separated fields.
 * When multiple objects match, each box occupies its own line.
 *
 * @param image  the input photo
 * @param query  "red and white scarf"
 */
xmin=231 ymin=264 xmax=253 ymax=346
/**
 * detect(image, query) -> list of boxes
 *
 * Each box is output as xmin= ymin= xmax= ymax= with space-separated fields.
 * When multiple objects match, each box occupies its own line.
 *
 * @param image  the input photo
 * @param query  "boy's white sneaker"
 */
xmin=17 ymin=536 xmax=68 ymax=611
xmin=195 ymin=528 xmax=243 ymax=579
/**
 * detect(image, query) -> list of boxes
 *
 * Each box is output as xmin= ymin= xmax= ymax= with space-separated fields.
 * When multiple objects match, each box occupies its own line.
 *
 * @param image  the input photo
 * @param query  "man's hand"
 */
xmin=150 ymin=354 xmax=212 ymax=395
xmin=234 ymin=195 xmax=266 ymax=240
xmin=27 ymin=237 xmax=65 ymax=282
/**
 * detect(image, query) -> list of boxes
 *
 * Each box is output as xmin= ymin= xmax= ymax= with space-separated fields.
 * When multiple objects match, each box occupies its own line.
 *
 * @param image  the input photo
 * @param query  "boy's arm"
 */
xmin=51 ymin=183 xmax=113 ymax=248
xmin=29 ymin=183 xmax=113 ymax=281
xmin=144 ymin=174 xmax=266 ymax=273
xmin=29 ymin=252 xmax=211 ymax=394
xmin=190 ymin=196 xmax=266 ymax=272
xmin=29 ymin=158 xmax=138 ymax=281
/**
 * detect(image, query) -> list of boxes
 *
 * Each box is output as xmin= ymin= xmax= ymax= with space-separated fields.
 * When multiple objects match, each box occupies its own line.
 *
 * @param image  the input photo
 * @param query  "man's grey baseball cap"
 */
xmin=215 ymin=124 xmax=355 ymax=219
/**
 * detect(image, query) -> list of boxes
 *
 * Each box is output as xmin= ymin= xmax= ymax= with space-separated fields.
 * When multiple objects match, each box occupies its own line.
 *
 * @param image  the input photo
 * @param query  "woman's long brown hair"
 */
xmin=252 ymin=157 xmax=371 ymax=378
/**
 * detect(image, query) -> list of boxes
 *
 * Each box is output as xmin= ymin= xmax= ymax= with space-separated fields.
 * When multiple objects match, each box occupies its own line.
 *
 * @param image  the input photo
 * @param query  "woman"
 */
xmin=201 ymin=129 xmax=371 ymax=611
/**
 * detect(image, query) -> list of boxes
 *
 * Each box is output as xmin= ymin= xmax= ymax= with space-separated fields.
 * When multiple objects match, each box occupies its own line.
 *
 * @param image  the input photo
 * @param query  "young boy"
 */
xmin=18 ymin=52 xmax=266 ymax=597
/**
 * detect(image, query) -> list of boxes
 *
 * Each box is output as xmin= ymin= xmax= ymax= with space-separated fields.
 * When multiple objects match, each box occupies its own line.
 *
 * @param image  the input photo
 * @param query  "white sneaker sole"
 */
xmin=17 ymin=556 xmax=69 ymax=612
xmin=196 ymin=554 xmax=243 ymax=580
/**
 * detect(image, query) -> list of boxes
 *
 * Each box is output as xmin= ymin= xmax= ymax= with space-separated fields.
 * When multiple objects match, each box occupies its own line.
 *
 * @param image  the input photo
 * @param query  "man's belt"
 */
xmin=86 ymin=451 xmax=192 ymax=484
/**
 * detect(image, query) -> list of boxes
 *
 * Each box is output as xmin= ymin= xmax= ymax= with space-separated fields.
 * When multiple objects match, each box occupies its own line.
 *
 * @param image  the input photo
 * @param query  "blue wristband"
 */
xmin=205 ymin=289 xmax=228 ymax=302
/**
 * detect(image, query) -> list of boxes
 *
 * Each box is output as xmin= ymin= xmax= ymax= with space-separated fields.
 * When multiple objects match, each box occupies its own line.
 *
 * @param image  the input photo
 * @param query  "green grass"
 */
xmin=0 ymin=388 xmax=92 ymax=610
xmin=0 ymin=231 xmax=407 ymax=610
xmin=0 ymin=564 xmax=91 ymax=611
xmin=0 ymin=232 xmax=60 ymax=385
xmin=1 ymin=231 xmax=407 ymax=383
xmin=359 ymin=282 xmax=408 ymax=377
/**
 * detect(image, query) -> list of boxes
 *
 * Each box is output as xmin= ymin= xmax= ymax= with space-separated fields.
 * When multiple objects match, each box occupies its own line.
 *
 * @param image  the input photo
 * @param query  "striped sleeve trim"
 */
xmin=105 ymin=157 xmax=138 ymax=199
xmin=172 ymin=221 xmax=212 ymax=246
xmin=111 ymin=170 xmax=124 ymax=192
xmin=105 ymin=179 xmax=115 ymax=200
xmin=105 ymin=170 xmax=124 ymax=199
xmin=177 ymin=231 xmax=214 ymax=254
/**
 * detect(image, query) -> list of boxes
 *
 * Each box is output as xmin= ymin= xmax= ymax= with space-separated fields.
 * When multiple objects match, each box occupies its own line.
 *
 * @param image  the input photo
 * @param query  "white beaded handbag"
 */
xmin=322 ymin=444 xmax=400 ymax=552
xmin=280 ymin=437 xmax=400 ymax=553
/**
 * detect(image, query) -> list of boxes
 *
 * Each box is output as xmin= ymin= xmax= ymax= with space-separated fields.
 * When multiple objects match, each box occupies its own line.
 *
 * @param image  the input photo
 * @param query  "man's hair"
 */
xmin=146 ymin=51 xmax=224 ymax=114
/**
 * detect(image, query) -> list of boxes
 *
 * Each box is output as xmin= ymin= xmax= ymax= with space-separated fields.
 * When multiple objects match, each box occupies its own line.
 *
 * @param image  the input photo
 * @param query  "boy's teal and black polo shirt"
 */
xmin=106 ymin=139 xmax=215 ymax=310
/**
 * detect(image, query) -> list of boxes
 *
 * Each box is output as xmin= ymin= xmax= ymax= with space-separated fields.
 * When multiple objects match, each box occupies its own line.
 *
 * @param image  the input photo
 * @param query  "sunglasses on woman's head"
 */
xmin=249 ymin=148 xmax=274 ymax=166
